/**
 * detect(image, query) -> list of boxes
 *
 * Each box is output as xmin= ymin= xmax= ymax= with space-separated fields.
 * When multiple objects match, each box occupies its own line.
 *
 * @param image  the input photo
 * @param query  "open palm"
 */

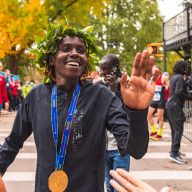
xmin=121 ymin=50 xmax=158 ymax=109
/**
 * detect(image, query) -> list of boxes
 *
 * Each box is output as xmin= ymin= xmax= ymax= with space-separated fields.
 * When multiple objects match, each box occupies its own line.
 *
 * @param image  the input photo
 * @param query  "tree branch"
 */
xmin=65 ymin=0 xmax=79 ymax=8
xmin=50 ymin=0 xmax=79 ymax=22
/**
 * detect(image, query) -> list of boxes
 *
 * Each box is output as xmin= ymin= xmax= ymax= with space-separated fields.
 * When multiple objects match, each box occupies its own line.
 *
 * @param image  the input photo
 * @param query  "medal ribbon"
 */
xmin=51 ymin=83 xmax=80 ymax=170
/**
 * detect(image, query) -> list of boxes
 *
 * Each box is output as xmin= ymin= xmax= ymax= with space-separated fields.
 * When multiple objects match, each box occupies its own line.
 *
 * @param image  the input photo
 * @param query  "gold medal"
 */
xmin=48 ymin=170 xmax=68 ymax=192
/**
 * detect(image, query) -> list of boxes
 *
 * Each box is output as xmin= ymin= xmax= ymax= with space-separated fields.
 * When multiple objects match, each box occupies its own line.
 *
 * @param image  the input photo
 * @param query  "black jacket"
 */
xmin=0 ymin=80 xmax=149 ymax=192
xmin=166 ymin=74 xmax=192 ymax=109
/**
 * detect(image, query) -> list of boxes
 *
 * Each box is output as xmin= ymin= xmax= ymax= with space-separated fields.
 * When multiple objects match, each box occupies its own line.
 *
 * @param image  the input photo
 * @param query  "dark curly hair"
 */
xmin=173 ymin=60 xmax=190 ymax=75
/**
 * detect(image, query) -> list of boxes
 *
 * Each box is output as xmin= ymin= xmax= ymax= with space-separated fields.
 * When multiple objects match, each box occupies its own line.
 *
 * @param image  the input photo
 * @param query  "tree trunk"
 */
xmin=8 ymin=54 xmax=19 ymax=74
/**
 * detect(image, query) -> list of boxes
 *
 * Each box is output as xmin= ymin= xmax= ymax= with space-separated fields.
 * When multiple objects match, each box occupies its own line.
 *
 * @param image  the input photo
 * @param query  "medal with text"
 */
xmin=48 ymin=84 xmax=80 ymax=192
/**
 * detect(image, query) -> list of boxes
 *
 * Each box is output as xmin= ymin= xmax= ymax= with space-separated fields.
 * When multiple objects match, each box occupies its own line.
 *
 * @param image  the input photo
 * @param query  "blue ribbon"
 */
xmin=51 ymin=83 xmax=80 ymax=169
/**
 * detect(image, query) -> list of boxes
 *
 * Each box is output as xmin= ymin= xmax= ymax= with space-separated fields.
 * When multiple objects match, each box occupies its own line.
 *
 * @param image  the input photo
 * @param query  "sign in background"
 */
xmin=0 ymin=72 xmax=20 ymax=82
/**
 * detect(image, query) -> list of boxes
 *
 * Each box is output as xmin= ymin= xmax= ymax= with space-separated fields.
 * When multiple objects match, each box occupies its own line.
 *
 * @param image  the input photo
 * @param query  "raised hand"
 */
xmin=110 ymin=169 xmax=172 ymax=192
xmin=120 ymin=50 xmax=158 ymax=109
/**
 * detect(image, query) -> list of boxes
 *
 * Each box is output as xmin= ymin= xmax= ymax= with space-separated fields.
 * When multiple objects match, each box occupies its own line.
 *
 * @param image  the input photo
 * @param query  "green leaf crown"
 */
xmin=31 ymin=23 xmax=99 ymax=80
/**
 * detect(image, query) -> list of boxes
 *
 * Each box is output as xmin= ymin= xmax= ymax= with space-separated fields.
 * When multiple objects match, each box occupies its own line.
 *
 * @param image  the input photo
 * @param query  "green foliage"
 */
xmin=0 ymin=0 xmax=107 ymax=79
xmin=1 ymin=0 xmax=163 ymax=81
xmin=44 ymin=0 xmax=109 ymax=25
xmin=90 ymin=0 xmax=163 ymax=73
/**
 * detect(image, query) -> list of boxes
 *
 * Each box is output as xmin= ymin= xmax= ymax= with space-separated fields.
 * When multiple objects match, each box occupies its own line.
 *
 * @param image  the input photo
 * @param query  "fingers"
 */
xmin=131 ymin=52 xmax=142 ymax=76
xmin=139 ymin=50 xmax=149 ymax=78
xmin=146 ymin=56 xmax=155 ymax=80
xmin=110 ymin=169 xmax=161 ymax=192
xmin=110 ymin=179 xmax=128 ymax=192
xmin=160 ymin=186 xmax=173 ymax=192
xmin=120 ymin=72 xmax=128 ymax=90
xmin=116 ymin=169 xmax=140 ymax=187
xmin=110 ymin=170 xmax=136 ymax=192
xmin=131 ymin=50 xmax=155 ymax=79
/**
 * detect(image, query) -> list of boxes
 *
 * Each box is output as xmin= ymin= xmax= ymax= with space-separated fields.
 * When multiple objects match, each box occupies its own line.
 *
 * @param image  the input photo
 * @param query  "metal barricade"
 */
xmin=183 ymin=100 xmax=192 ymax=141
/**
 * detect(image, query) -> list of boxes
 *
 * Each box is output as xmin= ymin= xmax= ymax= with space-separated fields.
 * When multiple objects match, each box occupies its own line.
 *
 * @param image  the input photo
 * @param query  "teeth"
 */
xmin=66 ymin=62 xmax=79 ymax=67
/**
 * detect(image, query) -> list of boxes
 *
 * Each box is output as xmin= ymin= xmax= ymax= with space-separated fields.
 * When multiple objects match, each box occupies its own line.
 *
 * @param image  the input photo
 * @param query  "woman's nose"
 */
xmin=70 ymin=48 xmax=79 ymax=56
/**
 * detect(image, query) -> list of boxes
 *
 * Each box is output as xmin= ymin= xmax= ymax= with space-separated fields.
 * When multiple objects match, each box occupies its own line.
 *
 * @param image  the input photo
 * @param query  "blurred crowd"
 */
xmin=91 ymin=58 xmax=192 ymax=167
xmin=0 ymin=61 xmax=35 ymax=113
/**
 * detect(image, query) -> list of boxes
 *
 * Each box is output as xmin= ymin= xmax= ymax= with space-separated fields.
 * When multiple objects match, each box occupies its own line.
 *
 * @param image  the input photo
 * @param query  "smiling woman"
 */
xmin=53 ymin=36 xmax=88 ymax=87
xmin=0 ymin=23 xmax=158 ymax=192
xmin=31 ymin=24 xmax=99 ymax=83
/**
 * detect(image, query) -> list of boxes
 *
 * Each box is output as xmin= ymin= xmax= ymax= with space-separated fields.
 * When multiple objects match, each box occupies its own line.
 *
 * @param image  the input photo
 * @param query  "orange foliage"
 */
xmin=0 ymin=0 xmax=48 ymax=58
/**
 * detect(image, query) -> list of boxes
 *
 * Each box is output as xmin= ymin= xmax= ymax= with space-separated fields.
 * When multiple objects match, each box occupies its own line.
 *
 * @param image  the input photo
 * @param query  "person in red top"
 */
xmin=0 ymin=75 xmax=9 ymax=109
xmin=147 ymin=65 xmax=168 ymax=141
xmin=0 ymin=62 xmax=9 ymax=113
xmin=10 ymin=77 xmax=20 ymax=110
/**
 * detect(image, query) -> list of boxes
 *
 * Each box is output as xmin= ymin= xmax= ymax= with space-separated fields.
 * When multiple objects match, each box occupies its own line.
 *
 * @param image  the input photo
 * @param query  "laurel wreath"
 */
xmin=31 ymin=23 xmax=99 ymax=81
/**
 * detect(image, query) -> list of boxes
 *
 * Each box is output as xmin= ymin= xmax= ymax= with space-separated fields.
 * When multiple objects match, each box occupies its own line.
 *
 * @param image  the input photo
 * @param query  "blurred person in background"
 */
xmin=99 ymin=54 xmax=130 ymax=192
xmin=21 ymin=80 xmax=35 ymax=98
xmin=147 ymin=65 xmax=166 ymax=141
xmin=162 ymin=72 xmax=170 ymax=122
xmin=91 ymin=66 xmax=101 ymax=83
xmin=166 ymin=60 xmax=192 ymax=164
xmin=10 ymin=75 xmax=20 ymax=110
xmin=4 ymin=69 xmax=14 ymax=111
xmin=17 ymin=79 xmax=24 ymax=104
xmin=0 ymin=62 xmax=9 ymax=113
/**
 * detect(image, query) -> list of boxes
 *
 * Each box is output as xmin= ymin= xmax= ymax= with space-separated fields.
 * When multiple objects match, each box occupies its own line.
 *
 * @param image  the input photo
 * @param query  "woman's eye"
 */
xmin=62 ymin=46 xmax=69 ymax=52
xmin=78 ymin=48 xmax=86 ymax=54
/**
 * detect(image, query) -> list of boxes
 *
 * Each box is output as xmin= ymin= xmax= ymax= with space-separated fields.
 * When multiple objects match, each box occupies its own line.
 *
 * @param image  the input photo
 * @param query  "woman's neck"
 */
xmin=55 ymin=76 xmax=79 ymax=90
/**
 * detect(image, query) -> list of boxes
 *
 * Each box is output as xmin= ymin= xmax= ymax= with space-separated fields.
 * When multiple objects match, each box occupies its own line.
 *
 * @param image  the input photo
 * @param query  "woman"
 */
xmin=166 ymin=60 xmax=192 ymax=165
xmin=147 ymin=65 xmax=166 ymax=141
xmin=0 ymin=24 xmax=157 ymax=192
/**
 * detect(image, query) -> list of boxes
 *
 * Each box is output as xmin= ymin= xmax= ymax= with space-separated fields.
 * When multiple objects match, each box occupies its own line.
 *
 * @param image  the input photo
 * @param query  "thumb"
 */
xmin=120 ymin=72 xmax=128 ymax=90
xmin=0 ymin=176 xmax=6 ymax=192
xmin=160 ymin=186 xmax=172 ymax=192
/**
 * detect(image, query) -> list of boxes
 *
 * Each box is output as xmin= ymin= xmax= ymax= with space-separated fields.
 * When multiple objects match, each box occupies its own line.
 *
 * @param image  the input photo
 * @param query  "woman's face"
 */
xmin=53 ymin=36 xmax=88 ymax=81
xmin=152 ymin=66 xmax=161 ymax=75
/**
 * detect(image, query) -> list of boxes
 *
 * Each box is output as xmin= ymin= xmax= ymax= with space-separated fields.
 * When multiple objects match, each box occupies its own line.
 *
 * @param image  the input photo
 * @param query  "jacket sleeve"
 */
xmin=106 ymin=96 xmax=149 ymax=159
xmin=173 ymin=76 xmax=192 ymax=101
xmin=0 ymin=97 xmax=32 ymax=175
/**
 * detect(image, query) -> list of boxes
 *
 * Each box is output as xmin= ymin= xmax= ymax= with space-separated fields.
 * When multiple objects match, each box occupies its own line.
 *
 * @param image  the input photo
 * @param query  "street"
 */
xmin=0 ymin=112 xmax=192 ymax=192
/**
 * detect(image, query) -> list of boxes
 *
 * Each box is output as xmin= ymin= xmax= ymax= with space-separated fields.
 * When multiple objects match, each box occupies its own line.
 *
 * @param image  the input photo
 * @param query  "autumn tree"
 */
xmin=0 ymin=0 xmax=48 ymax=74
xmin=0 ymin=0 xmax=108 ymax=77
